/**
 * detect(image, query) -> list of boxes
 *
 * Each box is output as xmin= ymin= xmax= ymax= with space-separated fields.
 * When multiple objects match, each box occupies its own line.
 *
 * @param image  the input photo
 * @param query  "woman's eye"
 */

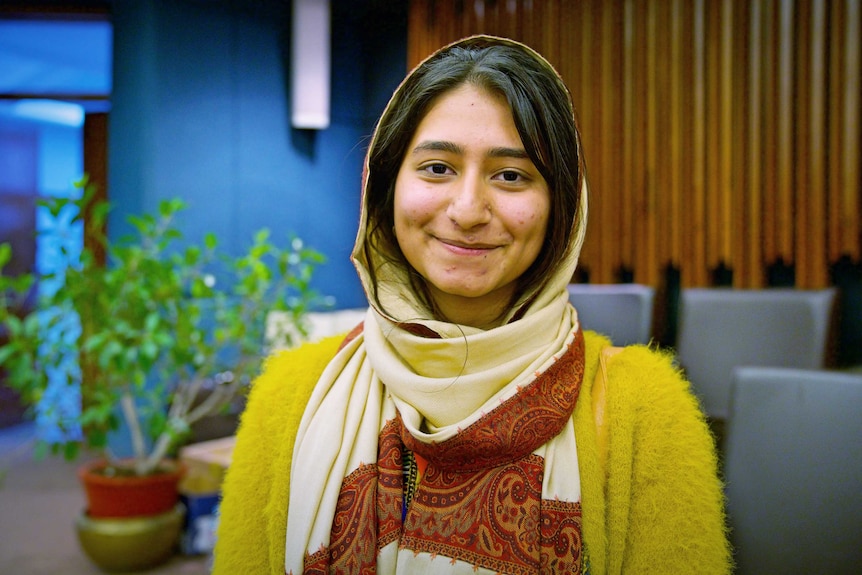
xmin=496 ymin=170 xmax=525 ymax=183
xmin=422 ymin=163 xmax=451 ymax=176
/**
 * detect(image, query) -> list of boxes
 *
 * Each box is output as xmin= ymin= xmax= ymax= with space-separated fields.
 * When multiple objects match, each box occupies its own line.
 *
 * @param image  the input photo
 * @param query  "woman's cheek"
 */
xmin=397 ymin=189 xmax=438 ymax=226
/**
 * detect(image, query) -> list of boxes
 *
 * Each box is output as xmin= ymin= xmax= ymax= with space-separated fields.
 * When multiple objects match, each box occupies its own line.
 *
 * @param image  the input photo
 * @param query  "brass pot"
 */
xmin=75 ymin=503 xmax=185 ymax=572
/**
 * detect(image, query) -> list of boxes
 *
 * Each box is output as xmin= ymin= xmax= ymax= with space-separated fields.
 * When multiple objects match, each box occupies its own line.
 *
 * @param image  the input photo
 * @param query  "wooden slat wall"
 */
xmin=407 ymin=0 xmax=862 ymax=288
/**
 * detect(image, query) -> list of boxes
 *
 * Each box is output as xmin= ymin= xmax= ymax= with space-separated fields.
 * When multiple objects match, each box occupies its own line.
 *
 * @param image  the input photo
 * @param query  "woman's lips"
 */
xmin=435 ymin=236 xmax=497 ymax=255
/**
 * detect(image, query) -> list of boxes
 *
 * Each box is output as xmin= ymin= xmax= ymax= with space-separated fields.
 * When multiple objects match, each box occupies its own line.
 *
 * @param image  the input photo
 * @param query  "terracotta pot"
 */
xmin=78 ymin=459 xmax=184 ymax=518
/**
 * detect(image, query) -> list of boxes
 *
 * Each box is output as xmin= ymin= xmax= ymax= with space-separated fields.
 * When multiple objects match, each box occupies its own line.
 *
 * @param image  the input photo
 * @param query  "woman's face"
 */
xmin=393 ymin=83 xmax=550 ymax=328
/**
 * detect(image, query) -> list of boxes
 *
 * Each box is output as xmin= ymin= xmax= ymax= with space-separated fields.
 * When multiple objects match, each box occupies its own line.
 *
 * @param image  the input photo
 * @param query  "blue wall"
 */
xmin=108 ymin=0 xmax=406 ymax=310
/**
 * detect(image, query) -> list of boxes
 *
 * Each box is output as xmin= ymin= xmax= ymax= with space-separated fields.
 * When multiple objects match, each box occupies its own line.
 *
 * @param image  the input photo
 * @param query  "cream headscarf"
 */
xmin=285 ymin=35 xmax=589 ymax=573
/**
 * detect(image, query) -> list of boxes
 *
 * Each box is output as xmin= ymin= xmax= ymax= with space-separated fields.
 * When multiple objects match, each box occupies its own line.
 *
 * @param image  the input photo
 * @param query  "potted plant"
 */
xmin=0 ymin=177 xmax=325 ymax=570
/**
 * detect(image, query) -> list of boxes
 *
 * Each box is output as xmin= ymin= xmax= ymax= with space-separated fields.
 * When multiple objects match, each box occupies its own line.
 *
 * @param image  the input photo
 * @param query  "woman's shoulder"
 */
xmin=609 ymin=342 xmax=686 ymax=391
xmin=257 ymin=333 xmax=348 ymax=388
xmin=583 ymin=330 xmax=678 ymax=376
xmin=241 ymin=333 xmax=352 ymax=426
xmin=583 ymin=331 xmax=694 ymax=408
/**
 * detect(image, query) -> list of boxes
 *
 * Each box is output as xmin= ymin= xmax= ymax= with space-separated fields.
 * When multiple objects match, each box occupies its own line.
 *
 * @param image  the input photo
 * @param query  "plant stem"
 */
xmin=120 ymin=392 xmax=146 ymax=471
xmin=144 ymin=432 xmax=173 ymax=475
xmin=186 ymin=381 xmax=239 ymax=424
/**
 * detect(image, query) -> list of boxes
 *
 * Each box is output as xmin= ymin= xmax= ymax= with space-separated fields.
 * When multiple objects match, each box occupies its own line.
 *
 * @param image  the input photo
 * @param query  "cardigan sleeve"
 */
xmin=603 ymin=345 xmax=732 ymax=574
xmin=211 ymin=334 xmax=345 ymax=575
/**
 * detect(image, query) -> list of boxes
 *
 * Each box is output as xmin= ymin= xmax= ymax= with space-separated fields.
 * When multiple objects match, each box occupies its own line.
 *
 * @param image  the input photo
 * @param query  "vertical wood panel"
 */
xmin=655 ymin=0 xmax=673 ymax=275
xmin=578 ymin=0 xmax=599 ymax=278
xmin=777 ymin=0 xmax=795 ymax=263
xmin=691 ymin=0 xmax=708 ymax=286
xmin=406 ymin=0 xmax=424 ymax=69
xmin=520 ymin=0 xmax=533 ymax=47
xmin=796 ymin=0 xmax=813 ymax=286
xmin=746 ymin=0 xmax=763 ymax=287
xmin=599 ymin=0 xmax=618 ymax=281
xmin=484 ymin=0 xmax=499 ymax=35
xmin=828 ymin=0 xmax=846 ymax=262
xmin=807 ymin=0 xmax=828 ymax=287
xmin=438 ymin=0 xmax=457 ymax=48
xmin=761 ymin=0 xmax=778 ymax=266
xmin=731 ymin=0 xmax=750 ymax=286
xmin=670 ymin=0 xmax=683 ymax=271
xmin=630 ymin=0 xmax=650 ymax=284
xmin=406 ymin=0 xmax=862 ymax=289
xmin=842 ymin=0 xmax=861 ymax=260
xmin=719 ymin=0 xmax=734 ymax=268
xmin=540 ymin=0 xmax=559 ymax=67
xmin=621 ymin=0 xmax=636 ymax=276
xmin=676 ymin=0 xmax=696 ymax=285
xmin=705 ymin=0 xmax=722 ymax=272
xmin=559 ymin=0 xmax=579 ymax=112
xmin=644 ymin=0 xmax=659 ymax=285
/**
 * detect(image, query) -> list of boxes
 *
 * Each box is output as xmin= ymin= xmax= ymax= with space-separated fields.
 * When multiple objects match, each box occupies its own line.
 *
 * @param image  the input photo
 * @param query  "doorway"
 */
xmin=0 ymin=12 xmax=112 ymax=428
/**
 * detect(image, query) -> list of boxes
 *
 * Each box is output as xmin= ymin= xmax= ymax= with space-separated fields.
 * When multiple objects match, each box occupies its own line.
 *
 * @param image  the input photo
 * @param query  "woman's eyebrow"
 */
xmin=411 ymin=140 xmax=462 ymax=155
xmin=411 ymin=140 xmax=529 ymax=160
xmin=487 ymin=146 xmax=529 ymax=159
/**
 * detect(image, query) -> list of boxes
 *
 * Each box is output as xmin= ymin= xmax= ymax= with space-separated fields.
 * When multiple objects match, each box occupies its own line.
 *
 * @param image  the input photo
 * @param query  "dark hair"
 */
xmin=364 ymin=35 xmax=586 ymax=318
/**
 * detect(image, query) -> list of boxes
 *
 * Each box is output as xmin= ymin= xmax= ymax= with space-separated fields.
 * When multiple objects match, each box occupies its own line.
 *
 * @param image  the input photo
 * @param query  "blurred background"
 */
xmin=0 ymin=0 xmax=860 ymax=573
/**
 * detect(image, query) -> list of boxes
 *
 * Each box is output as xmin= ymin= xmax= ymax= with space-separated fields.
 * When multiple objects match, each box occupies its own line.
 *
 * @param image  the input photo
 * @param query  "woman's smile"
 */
xmin=435 ymin=235 xmax=498 ymax=253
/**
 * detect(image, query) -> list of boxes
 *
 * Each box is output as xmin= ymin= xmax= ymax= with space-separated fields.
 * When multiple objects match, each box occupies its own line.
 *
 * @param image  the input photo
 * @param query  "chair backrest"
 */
xmin=566 ymin=283 xmax=655 ymax=346
xmin=675 ymin=287 xmax=837 ymax=420
xmin=724 ymin=366 xmax=862 ymax=574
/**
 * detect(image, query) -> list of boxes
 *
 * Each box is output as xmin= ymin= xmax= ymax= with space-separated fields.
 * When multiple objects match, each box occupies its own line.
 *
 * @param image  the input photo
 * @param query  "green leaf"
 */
xmin=128 ymin=214 xmax=153 ymax=234
xmin=254 ymin=228 xmax=271 ymax=243
xmin=99 ymin=340 xmax=123 ymax=368
xmin=184 ymin=246 xmax=201 ymax=265
xmin=91 ymin=201 xmax=111 ymax=228
xmin=87 ymin=429 xmax=108 ymax=449
xmin=144 ymin=312 xmax=160 ymax=332
xmin=63 ymin=442 xmax=80 ymax=461
xmin=0 ymin=243 xmax=10 ymax=267
xmin=4 ymin=315 xmax=21 ymax=337
xmin=149 ymin=411 xmax=167 ymax=438
xmin=83 ymin=332 xmax=109 ymax=353
xmin=0 ymin=346 xmax=15 ymax=366
xmin=190 ymin=277 xmax=209 ymax=298
xmin=164 ymin=229 xmax=183 ymax=242
xmin=152 ymin=332 xmax=174 ymax=347
xmin=158 ymin=197 xmax=185 ymax=218
xmin=22 ymin=314 xmax=41 ymax=338
xmin=141 ymin=340 xmax=158 ymax=361
xmin=39 ymin=196 xmax=68 ymax=218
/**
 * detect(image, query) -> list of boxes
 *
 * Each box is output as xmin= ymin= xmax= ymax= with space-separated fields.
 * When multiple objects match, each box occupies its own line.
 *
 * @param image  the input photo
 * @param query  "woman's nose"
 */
xmin=446 ymin=173 xmax=491 ymax=229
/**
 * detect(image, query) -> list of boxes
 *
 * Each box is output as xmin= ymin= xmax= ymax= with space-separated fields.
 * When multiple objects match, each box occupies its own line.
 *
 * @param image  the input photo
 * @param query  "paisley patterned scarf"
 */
xmin=285 ymin=297 xmax=587 ymax=574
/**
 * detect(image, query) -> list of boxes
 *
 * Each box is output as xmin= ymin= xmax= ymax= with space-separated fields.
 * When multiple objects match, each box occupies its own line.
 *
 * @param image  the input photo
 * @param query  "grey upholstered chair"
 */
xmin=675 ymin=287 xmax=837 ymax=421
xmin=724 ymin=366 xmax=862 ymax=574
xmin=566 ymin=283 xmax=655 ymax=346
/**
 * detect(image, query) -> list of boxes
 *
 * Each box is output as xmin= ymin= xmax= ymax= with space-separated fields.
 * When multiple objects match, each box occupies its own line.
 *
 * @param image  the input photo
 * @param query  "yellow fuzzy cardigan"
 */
xmin=212 ymin=330 xmax=731 ymax=574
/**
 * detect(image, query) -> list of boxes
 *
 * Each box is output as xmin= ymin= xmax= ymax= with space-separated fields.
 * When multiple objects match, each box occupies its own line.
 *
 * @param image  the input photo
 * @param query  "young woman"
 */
xmin=212 ymin=36 xmax=731 ymax=574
